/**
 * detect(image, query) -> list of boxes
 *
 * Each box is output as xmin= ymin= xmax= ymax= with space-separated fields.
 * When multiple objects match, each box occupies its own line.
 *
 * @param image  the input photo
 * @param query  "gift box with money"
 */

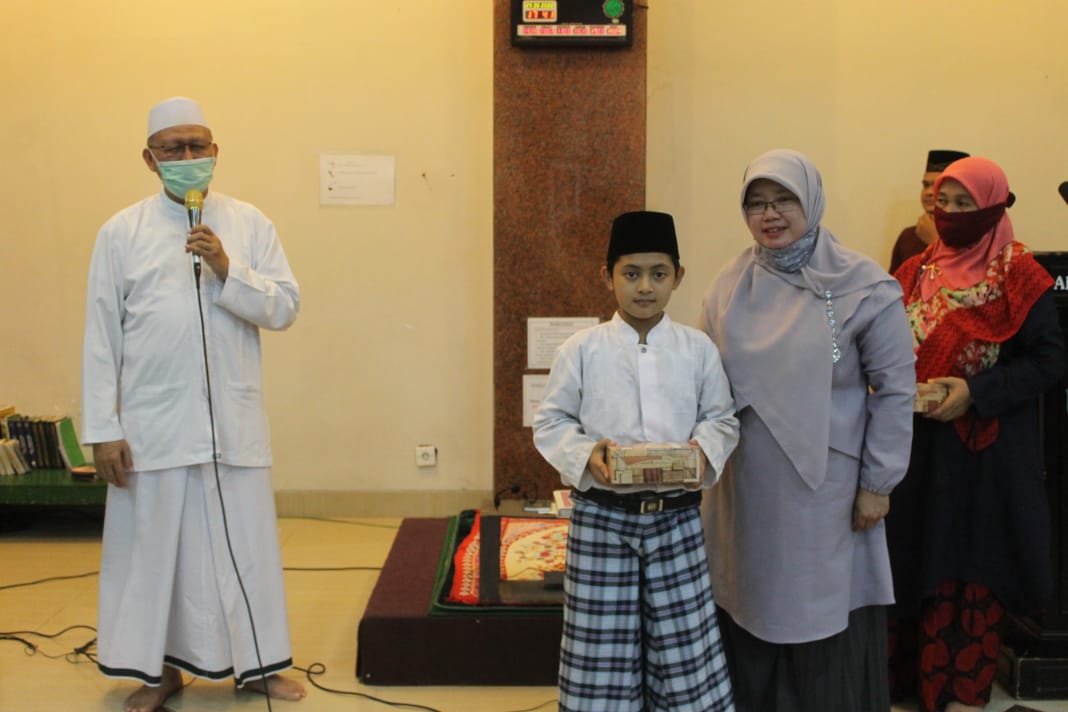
xmin=607 ymin=443 xmax=701 ymax=485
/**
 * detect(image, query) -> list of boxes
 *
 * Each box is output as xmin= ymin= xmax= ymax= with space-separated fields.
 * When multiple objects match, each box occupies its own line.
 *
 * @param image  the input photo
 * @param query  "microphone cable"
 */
xmin=192 ymin=260 xmax=274 ymax=711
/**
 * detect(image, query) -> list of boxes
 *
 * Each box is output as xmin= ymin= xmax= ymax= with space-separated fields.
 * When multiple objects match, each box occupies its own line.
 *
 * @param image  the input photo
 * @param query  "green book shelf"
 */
xmin=0 ymin=469 xmax=106 ymax=506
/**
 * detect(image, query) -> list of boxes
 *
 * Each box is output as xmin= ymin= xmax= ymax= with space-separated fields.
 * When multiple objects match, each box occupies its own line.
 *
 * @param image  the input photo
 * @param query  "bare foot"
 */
xmin=243 ymin=673 xmax=306 ymax=701
xmin=124 ymin=666 xmax=183 ymax=712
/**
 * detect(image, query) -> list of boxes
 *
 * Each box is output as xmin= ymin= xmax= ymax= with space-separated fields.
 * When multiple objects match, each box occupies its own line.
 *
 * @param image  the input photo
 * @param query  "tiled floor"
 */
xmin=1 ymin=509 xmax=1065 ymax=712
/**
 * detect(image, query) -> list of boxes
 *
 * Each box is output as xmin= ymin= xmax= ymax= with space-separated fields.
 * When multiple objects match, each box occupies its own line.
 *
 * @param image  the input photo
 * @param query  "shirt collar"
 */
xmin=610 ymin=311 xmax=673 ymax=344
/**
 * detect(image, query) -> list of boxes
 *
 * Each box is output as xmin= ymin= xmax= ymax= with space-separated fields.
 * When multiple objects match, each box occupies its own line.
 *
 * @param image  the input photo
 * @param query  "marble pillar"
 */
xmin=493 ymin=1 xmax=648 ymax=500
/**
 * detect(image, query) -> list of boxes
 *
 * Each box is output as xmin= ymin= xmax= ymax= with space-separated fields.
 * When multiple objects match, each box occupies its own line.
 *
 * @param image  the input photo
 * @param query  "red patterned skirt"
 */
xmin=889 ymin=579 xmax=1003 ymax=711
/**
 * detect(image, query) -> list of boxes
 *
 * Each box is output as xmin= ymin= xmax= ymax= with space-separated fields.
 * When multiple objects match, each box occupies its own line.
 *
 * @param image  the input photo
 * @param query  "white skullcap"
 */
xmin=147 ymin=97 xmax=210 ymax=138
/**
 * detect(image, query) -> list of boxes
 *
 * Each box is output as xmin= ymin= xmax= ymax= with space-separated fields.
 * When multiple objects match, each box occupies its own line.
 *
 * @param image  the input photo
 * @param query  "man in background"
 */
xmin=82 ymin=97 xmax=305 ymax=711
xmin=889 ymin=149 xmax=969 ymax=274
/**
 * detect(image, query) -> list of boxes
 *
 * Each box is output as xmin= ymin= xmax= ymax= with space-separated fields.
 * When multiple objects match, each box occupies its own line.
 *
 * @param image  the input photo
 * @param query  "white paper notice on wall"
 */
xmin=320 ymin=154 xmax=395 ymax=206
xmin=527 ymin=317 xmax=599 ymax=370
xmin=523 ymin=374 xmax=549 ymax=428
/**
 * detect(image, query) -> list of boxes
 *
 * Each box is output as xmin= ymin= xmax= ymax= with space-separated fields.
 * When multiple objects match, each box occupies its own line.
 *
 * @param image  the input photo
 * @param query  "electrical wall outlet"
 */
xmin=415 ymin=445 xmax=437 ymax=468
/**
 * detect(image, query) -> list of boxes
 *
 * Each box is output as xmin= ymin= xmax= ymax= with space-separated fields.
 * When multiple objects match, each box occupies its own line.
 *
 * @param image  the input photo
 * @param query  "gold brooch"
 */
xmin=920 ymin=264 xmax=942 ymax=280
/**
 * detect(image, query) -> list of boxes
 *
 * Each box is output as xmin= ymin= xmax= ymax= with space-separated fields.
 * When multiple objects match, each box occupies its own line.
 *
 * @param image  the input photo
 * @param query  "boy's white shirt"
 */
xmin=532 ymin=312 xmax=739 ymax=493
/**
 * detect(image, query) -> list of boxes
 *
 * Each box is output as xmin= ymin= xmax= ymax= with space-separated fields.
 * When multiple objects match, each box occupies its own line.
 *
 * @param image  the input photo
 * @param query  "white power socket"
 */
xmin=415 ymin=445 xmax=437 ymax=468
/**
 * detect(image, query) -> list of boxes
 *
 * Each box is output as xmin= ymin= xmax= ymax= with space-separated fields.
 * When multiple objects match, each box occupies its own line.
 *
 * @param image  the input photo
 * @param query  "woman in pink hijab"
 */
xmin=887 ymin=156 xmax=1066 ymax=711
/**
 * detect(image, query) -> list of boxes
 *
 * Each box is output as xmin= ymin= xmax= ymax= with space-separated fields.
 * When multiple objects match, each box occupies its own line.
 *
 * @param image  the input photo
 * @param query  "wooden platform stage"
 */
xmin=355 ymin=517 xmax=562 ymax=686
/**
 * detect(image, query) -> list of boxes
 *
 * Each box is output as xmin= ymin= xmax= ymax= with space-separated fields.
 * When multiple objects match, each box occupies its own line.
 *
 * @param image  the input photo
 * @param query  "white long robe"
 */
xmin=82 ymin=189 xmax=299 ymax=683
xmin=82 ymin=190 xmax=299 ymax=470
xmin=97 ymin=465 xmax=293 ymax=685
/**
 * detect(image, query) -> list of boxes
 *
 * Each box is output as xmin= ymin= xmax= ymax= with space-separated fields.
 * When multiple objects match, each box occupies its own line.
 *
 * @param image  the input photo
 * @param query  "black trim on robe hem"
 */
xmin=98 ymin=656 xmax=293 ymax=685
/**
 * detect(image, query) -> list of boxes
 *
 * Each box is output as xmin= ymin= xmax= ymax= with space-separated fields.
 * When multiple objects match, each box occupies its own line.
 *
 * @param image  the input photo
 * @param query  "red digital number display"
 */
xmin=524 ymin=10 xmax=557 ymax=21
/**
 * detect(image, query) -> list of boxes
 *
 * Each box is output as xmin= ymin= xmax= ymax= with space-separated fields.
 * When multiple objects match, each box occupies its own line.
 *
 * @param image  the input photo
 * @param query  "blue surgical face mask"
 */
xmin=152 ymin=155 xmax=215 ymax=199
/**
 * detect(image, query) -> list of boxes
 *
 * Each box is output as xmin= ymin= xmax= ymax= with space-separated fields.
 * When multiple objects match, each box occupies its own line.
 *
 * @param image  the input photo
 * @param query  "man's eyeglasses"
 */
xmin=147 ymin=142 xmax=213 ymax=160
xmin=744 ymin=198 xmax=801 ymax=216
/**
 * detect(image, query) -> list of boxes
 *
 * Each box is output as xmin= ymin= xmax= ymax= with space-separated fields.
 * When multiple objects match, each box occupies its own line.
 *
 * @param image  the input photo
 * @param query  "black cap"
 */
xmin=607 ymin=211 xmax=679 ymax=267
xmin=926 ymin=150 xmax=970 ymax=172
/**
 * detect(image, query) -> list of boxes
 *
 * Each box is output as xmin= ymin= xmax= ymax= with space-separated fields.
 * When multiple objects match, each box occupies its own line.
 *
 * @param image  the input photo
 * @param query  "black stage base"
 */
xmin=355 ymin=517 xmax=562 ymax=686
xmin=999 ymin=645 xmax=1068 ymax=701
xmin=999 ymin=609 xmax=1068 ymax=700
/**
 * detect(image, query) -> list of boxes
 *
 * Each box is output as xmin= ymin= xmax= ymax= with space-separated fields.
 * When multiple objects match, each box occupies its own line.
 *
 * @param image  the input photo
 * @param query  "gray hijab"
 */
xmin=744 ymin=149 xmax=824 ymax=273
xmin=703 ymin=149 xmax=896 ymax=489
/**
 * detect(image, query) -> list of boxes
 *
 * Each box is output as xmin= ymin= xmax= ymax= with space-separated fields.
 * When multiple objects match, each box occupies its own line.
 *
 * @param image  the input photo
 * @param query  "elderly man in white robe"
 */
xmin=82 ymin=97 xmax=305 ymax=712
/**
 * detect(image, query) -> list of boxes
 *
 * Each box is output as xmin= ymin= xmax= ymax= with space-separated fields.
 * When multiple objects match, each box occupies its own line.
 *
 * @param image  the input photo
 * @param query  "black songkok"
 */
xmin=607 ymin=211 xmax=679 ymax=266
xmin=926 ymin=149 xmax=970 ymax=172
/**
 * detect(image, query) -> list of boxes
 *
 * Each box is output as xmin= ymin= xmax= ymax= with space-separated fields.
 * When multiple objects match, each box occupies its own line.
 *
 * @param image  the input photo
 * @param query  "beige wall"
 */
xmin=649 ymin=1 xmax=1068 ymax=328
xmin=0 ymin=1 xmax=494 ymax=507
xmin=2 ymin=2 xmax=1065 ymax=512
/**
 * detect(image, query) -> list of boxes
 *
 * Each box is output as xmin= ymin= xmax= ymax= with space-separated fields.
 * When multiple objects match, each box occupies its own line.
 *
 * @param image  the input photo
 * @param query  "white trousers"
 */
xmin=97 ymin=464 xmax=293 ymax=686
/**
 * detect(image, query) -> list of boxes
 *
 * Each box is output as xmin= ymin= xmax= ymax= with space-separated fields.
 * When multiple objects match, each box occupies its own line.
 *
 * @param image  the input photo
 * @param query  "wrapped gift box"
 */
xmin=914 ymin=382 xmax=949 ymax=413
xmin=607 ymin=443 xmax=700 ymax=485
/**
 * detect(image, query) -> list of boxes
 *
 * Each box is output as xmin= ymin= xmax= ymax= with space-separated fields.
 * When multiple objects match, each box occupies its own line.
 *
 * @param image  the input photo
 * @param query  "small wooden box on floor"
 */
xmin=355 ymin=517 xmax=562 ymax=686
xmin=998 ymin=644 xmax=1068 ymax=700
xmin=998 ymin=606 xmax=1068 ymax=701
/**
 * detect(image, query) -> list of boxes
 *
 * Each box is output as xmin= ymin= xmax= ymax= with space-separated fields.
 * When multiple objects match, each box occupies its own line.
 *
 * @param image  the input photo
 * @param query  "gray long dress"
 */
xmin=702 ymin=243 xmax=915 ymax=643
xmin=702 ymin=147 xmax=917 ymax=711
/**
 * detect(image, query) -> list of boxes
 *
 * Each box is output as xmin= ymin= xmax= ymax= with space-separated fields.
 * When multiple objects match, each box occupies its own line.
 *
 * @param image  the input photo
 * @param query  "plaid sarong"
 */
xmin=559 ymin=495 xmax=734 ymax=711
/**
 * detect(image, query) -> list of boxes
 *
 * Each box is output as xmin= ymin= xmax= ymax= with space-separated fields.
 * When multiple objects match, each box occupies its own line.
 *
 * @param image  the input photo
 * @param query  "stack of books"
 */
xmin=0 ymin=437 xmax=30 ymax=475
xmin=0 ymin=405 xmax=30 ymax=475
xmin=1 ymin=410 xmax=87 ymax=471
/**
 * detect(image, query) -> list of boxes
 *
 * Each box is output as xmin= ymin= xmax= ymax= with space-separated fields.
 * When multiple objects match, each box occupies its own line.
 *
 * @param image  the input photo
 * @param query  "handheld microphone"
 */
xmin=1059 ymin=181 xmax=1068 ymax=206
xmin=184 ymin=189 xmax=204 ymax=271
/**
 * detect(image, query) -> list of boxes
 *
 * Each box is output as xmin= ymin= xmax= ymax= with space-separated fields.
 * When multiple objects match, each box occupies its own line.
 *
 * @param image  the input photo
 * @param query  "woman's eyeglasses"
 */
xmin=744 ymin=198 xmax=801 ymax=216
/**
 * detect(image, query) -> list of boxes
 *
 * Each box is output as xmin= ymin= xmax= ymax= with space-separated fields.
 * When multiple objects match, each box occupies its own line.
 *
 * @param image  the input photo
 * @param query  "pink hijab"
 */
xmin=920 ymin=157 xmax=1016 ymax=301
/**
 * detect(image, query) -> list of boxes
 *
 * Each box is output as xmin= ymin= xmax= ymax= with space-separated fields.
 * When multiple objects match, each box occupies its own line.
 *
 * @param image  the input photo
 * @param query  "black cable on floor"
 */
xmin=283 ymin=566 xmax=382 ymax=572
xmin=500 ymin=700 xmax=558 ymax=712
xmin=1 ymin=626 xmax=560 ymax=711
xmin=2 ymin=521 xmax=536 ymax=710
xmin=294 ymin=663 xmax=443 ymax=711
xmin=288 ymin=516 xmax=401 ymax=529
xmin=0 ymin=625 xmax=97 ymax=663
xmin=293 ymin=662 xmax=558 ymax=712
xmin=0 ymin=571 xmax=98 ymax=591
xmin=0 ymin=565 xmax=382 ymax=590
xmin=493 ymin=484 xmax=521 ymax=509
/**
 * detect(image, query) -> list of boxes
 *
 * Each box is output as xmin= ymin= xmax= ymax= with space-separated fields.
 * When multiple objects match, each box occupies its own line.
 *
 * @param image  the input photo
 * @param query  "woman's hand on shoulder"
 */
xmin=925 ymin=376 xmax=972 ymax=422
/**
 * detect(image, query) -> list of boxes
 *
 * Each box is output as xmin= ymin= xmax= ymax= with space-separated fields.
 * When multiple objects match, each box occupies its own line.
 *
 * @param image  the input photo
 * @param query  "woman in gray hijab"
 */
xmin=700 ymin=149 xmax=916 ymax=711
